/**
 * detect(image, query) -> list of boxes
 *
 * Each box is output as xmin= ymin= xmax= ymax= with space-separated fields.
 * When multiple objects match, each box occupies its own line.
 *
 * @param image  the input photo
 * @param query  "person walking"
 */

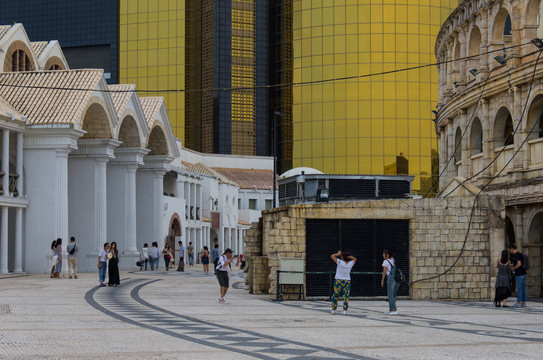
xmin=53 ymin=238 xmax=62 ymax=279
xmin=162 ymin=242 xmax=172 ymax=271
xmin=216 ymin=248 xmax=239 ymax=304
xmin=330 ymin=250 xmax=356 ymax=315
xmin=50 ymin=240 xmax=57 ymax=278
xmin=509 ymin=244 xmax=528 ymax=308
xmin=381 ymin=249 xmax=399 ymax=315
xmin=187 ymin=242 xmax=194 ymax=266
xmin=108 ymin=242 xmax=120 ymax=286
xmin=66 ymin=236 xmax=78 ymax=279
xmin=494 ymin=250 xmax=512 ymax=307
xmin=140 ymin=243 xmax=149 ymax=271
xmin=212 ymin=244 xmax=220 ymax=274
xmin=201 ymin=246 xmax=210 ymax=275
xmin=150 ymin=242 xmax=160 ymax=270
xmin=177 ymin=241 xmax=185 ymax=272
xmin=98 ymin=242 xmax=109 ymax=287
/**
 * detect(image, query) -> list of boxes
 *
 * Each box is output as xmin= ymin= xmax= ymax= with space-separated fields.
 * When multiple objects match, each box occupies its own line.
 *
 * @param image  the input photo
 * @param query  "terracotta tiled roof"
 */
xmin=0 ymin=69 xmax=104 ymax=125
xmin=238 ymin=220 xmax=251 ymax=226
xmin=0 ymin=95 xmax=24 ymax=122
xmin=202 ymin=217 xmax=211 ymax=222
xmin=108 ymin=84 xmax=135 ymax=118
xmin=181 ymin=160 xmax=193 ymax=168
xmin=212 ymin=167 xmax=276 ymax=190
xmin=31 ymin=41 xmax=48 ymax=58
xmin=139 ymin=97 xmax=163 ymax=127
xmin=186 ymin=163 xmax=238 ymax=186
xmin=0 ymin=25 xmax=11 ymax=40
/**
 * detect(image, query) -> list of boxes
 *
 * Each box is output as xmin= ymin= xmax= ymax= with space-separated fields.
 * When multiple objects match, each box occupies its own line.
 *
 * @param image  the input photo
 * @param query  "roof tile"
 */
xmin=212 ymin=167 xmax=276 ymax=190
xmin=139 ymin=97 xmax=163 ymax=127
xmin=108 ymin=84 xmax=136 ymax=118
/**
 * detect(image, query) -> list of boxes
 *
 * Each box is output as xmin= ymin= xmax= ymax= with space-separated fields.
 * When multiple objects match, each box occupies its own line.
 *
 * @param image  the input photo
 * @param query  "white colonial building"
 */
xmin=0 ymin=23 xmax=274 ymax=274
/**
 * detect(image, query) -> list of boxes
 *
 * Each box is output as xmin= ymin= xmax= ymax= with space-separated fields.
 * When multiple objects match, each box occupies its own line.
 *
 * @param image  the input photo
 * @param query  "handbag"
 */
xmin=166 ymin=254 xmax=172 ymax=261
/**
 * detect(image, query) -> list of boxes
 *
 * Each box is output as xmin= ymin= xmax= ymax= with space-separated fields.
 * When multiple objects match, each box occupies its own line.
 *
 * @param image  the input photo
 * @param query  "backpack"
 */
xmin=387 ymin=260 xmax=405 ymax=283
xmin=522 ymin=253 xmax=530 ymax=271
xmin=68 ymin=244 xmax=76 ymax=255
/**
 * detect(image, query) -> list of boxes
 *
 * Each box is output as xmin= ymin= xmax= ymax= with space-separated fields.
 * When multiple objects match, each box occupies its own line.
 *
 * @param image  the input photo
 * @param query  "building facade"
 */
xmin=271 ymin=1 xmax=460 ymax=193
xmin=0 ymin=0 xmax=118 ymax=82
xmin=0 ymin=24 xmax=274 ymax=274
xmin=435 ymin=0 xmax=543 ymax=297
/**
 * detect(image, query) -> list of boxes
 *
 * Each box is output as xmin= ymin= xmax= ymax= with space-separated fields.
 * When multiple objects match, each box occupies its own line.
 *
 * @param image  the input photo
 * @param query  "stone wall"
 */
xmin=244 ymin=195 xmax=505 ymax=301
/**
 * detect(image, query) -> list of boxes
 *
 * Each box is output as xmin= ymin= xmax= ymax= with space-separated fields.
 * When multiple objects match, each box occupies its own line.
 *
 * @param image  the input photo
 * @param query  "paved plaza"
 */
xmin=1 ymin=266 xmax=543 ymax=359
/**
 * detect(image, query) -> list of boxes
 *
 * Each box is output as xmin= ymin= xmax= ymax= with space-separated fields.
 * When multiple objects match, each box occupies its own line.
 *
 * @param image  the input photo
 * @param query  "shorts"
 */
xmin=217 ymin=270 xmax=229 ymax=287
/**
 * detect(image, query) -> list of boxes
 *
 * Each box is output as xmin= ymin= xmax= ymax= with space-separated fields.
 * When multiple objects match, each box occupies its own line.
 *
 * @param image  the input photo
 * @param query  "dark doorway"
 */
xmin=305 ymin=219 xmax=410 ymax=297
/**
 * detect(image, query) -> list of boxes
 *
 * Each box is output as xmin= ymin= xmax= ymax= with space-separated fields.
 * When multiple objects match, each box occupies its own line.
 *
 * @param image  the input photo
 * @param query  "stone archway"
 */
xmin=169 ymin=214 xmax=182 ymax=236
xmin=527 ymin=212 xmax=543 ymax=297
xmin=118 ymin=115 xmax=141 ymax=148
xmin=505 ymin=216 xmax=516 ymax=247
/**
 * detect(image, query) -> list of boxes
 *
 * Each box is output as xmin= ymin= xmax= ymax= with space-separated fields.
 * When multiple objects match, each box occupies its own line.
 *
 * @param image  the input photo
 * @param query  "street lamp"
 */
xmin=273 ymin=110 xmax=284 ymax=208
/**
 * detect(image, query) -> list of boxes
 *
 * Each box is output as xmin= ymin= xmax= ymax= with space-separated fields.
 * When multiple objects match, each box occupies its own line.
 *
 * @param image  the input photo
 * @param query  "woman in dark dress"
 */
xmin=108 ymin=242 xmax=120 ymax=287
xmin=494 ymin=250 xmax=511 ymax=307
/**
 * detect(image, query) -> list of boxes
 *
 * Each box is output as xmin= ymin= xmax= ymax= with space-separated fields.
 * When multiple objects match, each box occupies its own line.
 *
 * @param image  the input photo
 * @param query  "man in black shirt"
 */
xmin=509 ymin=244 xmax=527 ymax=308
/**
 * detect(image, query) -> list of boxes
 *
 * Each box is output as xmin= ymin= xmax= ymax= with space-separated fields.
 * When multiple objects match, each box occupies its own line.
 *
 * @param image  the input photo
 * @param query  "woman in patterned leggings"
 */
xmin=330 ymin=250 xmax=357 ymax=315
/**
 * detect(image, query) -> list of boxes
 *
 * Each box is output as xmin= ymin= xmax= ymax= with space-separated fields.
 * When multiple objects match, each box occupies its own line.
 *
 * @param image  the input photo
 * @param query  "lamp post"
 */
xmin=273 ymin=110 xmax=284 ymax=208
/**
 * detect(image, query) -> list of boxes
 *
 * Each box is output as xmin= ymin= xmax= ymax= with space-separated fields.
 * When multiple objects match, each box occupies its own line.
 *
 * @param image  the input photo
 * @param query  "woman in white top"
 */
xmin=140 ymin=243 xmax=149 ymax=271
xmin=381 ymin=249 xmax=399 ymax=315
xmin=330 ymin=250 xmax=357 ymax=315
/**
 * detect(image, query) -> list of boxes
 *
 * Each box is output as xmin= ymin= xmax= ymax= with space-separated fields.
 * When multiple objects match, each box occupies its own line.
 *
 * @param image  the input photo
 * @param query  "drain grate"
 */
xmin=0 ymin=304 xmax=10 ymax=314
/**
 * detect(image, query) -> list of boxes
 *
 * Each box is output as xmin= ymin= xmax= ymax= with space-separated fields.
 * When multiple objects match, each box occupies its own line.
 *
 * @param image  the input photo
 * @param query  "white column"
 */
xmin=218 ymin=227 xmax=224 ymax=252
xmin=13 ymin=207 xmax=23 ymax=273
xmin=56 ymin=149 xmax=70 ymax=247
xmin=96 ymin=158 xmax=108 ymax=252
xmin=2 ymin=129 xmax=9 ymax=196
xmin=125 ymin=164 xmax=138 ymax=252
xmin=0 ymin=206 xmax=8 ymax=274
xmin=16 ymin=132 xmax=23 ymax=196
xmin=231 ymin=228 xmax=237 ymax=254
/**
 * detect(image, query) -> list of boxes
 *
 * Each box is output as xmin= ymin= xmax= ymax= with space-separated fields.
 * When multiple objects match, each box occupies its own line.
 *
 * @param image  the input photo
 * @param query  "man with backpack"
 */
xmin=66 ymin=236 xmax=78 ymax=279
xmin=216 ymin=248 xmax=239 ymax=304
xmin=509 ymin=244 xmax=528 ymax=308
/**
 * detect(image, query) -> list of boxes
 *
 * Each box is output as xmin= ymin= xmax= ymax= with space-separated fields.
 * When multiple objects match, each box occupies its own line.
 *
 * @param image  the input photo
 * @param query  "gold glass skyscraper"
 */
xmin=119 ymin=0 xmax=186 ymax=139
xmin=274 ymin=0 xmax=459 ymax=193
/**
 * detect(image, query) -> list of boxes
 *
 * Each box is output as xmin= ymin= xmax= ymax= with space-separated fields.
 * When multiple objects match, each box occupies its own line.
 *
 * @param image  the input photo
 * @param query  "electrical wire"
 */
xmin=409 ymin=47 xmax=543 ymax=286
xmin=0 ymin=41 xmax=531 ymax=94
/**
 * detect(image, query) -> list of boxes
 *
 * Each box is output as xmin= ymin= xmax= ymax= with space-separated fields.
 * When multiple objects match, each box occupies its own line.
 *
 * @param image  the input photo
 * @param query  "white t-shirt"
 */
xmin=99 ymin=249 xmax=108 ymax=262
xmin=216 ymin=254 xmax=237 ymax=272
xmin=335 ymin=259 xmax=355 ymax=280
xmin=141 ymin=247 xmax=149 ymax=260
xmin=382 ymin=258 xmax=395 ymax=275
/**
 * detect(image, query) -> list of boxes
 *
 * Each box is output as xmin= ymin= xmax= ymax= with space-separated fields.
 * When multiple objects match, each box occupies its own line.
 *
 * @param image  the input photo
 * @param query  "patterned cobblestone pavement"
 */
xmin=1 ymin=268 xmax=543 ymax=359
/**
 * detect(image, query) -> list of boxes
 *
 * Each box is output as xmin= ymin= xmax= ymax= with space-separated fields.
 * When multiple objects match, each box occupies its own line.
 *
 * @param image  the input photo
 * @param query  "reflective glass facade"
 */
xmin=119 ymin=0 xmax=186 ymax=138
xmin=272 ymin=1 xmax=459 ymax=193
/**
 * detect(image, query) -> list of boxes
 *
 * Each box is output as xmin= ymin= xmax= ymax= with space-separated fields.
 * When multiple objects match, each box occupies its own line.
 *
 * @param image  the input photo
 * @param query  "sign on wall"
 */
xmin=279 ymin=257 xmax=304 ymax=285
xmin=211 ymin=212 xmax=220 ymax=228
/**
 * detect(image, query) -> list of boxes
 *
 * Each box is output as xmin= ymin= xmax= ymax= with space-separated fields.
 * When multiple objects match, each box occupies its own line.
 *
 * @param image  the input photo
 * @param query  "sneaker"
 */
xmin=99 ymin=283 xmax=106 ymax=287
xmin=384 ymin=311 xmax=391 ymax=315
xmin=331 ymin=310 xmax=335 ymax=315
xmin=389 ymin=311 xmax=399 ymax=316
xmin=74 ymin=275 xmax=78 ymax=279
xmin=218 ymin=298 xmax=225 ymax=303
xmin=223 ymin=298 xmax=230 ymax=304
xmin=522 ymin=303 xmax=527 ymax=308
xmin=343 ymin=310 xmax=347 ymax=316
xmin=512 ymin=303 xmax=523 ymax=308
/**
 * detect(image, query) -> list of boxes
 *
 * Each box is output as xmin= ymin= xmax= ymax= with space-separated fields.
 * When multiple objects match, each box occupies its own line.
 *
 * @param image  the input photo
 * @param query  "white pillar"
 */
xmin=231 ymin=228 xmax=237 ymax=254
xmin=13 ymin=207 xmax=23 ymax=273
xmin=56 ymin=149 xmax=70 ymax=247
xmin=16 ymin=132 xmax=23 ymax=196
xmin=2 ymin=129 xmax=9 ymax=196
xmin=0 ymin=206 xmax=8 ymax=274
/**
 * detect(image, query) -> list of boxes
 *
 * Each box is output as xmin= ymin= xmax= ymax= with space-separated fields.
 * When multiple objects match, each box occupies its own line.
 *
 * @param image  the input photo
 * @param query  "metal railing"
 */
xmin=0 ymin=172 xmax=19 ymax=197
xmin=276 ymin=270 xmax=382 ymax=300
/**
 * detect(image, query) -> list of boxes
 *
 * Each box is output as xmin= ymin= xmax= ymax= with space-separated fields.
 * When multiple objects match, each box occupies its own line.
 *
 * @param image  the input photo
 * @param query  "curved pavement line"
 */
xmin=274 ymin=300 xmax=543 ymax=343
xmin=129 ymin=281 xmax=376 ymax=360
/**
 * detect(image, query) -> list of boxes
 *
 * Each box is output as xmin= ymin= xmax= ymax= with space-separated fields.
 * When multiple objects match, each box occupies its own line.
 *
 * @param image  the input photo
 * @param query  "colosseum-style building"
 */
xmin=436 ymin=0 xmax=543 ymax=296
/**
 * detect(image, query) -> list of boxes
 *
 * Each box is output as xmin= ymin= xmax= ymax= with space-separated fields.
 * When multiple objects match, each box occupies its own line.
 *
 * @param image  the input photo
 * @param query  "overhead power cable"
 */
xmin=0 ymin=41 xmax=532 ymax=94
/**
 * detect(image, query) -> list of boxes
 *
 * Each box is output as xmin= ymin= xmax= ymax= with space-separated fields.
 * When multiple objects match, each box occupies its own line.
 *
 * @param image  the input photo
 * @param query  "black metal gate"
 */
xmin=305 ymin=219 xmax=409 ymax=297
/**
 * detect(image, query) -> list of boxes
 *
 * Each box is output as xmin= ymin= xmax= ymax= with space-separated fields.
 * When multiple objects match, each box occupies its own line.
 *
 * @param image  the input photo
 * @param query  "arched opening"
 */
xmin=526 ymin=95 xmax=543 ymax=140
xmin=493 ymin=107 xmax=514 ymax=148
xmin=505 ymin=216 xmax=516 ymax=247
xmin=493 ymin=9 xmax=513 ymax=57
xmin=147 ymin=126 xmax=169 ymax=155
xmin=468 ymin=26 xmax=481 ymax=74
xmin=527 ymin=212 xmax=543 ymax=297
xmin=44 ymin=56 xmax=66 ymax=71
xmin=81 ymin=103 xmax=113 ymax=139
xmin=470 ymin=117 xmax=483 ymax=154
xmin=526 ymin=0 xmax=543 ymax=39
xmin=118 ymin=115 xmax=141 ymax=147
xmin=454 ymin=127 xmax=462 ymax=163
xmin=3 ymin=41 xmax=36 ymax=72
xmin=453 ymin=41 xmax=461 ymax=83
